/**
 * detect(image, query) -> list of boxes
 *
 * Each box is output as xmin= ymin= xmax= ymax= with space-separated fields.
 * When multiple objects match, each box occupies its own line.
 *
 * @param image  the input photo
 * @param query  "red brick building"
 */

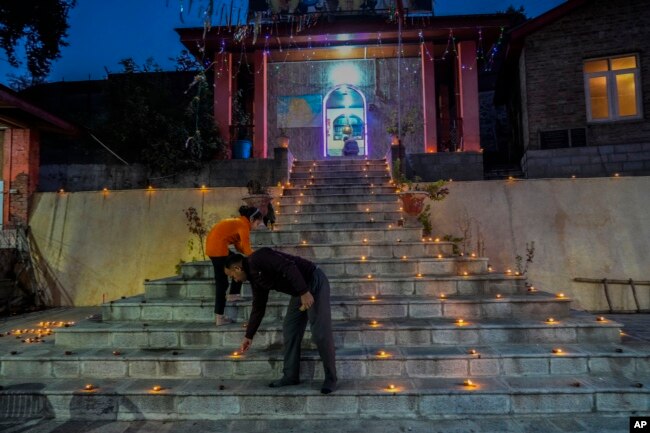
xmin=0 ymin=84 xmax=78 ymax=227
xmin=499 ymin=0 xmax=650 ymax=178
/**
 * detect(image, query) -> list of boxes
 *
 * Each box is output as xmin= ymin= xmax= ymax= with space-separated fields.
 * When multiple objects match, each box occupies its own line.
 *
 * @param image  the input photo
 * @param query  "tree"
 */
xmin=0 ymin=0 xmax=76 ymax=83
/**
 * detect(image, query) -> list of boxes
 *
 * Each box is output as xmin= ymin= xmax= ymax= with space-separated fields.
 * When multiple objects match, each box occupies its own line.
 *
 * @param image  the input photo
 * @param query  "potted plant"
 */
xmin=242 ymin=179 xmax=273 ymax=217
xmin=386 ymin=107 xmax=419 ymax=145
xmin=277 ymin=127 xmax=290 ymax=149
xmin=232 ymin=89 xmax=253 ymax=159
xmin=392 ymin=159 xmax=449 ymax=227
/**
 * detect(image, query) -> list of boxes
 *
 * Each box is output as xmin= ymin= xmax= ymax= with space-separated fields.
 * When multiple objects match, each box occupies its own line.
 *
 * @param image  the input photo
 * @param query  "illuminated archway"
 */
xmin=322 ymin=84 xmax=368 ymax=157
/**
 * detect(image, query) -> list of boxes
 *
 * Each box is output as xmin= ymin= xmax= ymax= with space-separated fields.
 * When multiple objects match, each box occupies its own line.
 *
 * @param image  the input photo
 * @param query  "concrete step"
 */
xmin=144 ymin=274 xmax=525 ymax=300
xmin=253 ymin=241 xmax=455 ymax=259
xmin=180 ymin=257 xmax=489 ymax=280
xmin=290 ymin=169 xmax=390 ymax=179
xmin=3 ymin=343 xmax=647 ymax=381
xmin=53 ymin=315 xmax=622 ymax=349
xmin=278 ymin=201 xmax=401 ymax=215
xmin=281 ymin=186 xmax=396 ymax=197
xmin=291 ymin=161 xmax=388 ymax=173
xmin=290 ymin=176 xmax=390 ymax=187
xmin=103 ymin=294 xmax=572 ymax=322
xmin=250 ymin=227 xmax=423 ymax=245
xmin=278 ymin=192 xmax=398 ymax=205
xmin=274 ymin=220 xmax=399 ymax=231
xmin=293 ymin=158 xmax=386 ymax=168
xmin=3 ymin=374 xmax=647 ymax=420
xmin=273 ymin=210 xmax=402 ymax=225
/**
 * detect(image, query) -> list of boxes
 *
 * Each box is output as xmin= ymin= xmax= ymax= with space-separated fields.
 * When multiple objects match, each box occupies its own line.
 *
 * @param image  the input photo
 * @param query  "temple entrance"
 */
xmin=323 ymin=85 xmax=367 ymax=157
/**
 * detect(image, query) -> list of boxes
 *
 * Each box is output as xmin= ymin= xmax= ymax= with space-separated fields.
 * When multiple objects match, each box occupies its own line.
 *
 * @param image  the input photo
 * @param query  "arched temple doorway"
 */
xmin=323 ymin=85 xmax=367 ymax=157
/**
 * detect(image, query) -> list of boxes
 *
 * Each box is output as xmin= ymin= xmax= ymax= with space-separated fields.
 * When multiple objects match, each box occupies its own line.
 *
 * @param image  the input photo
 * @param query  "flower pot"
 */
xmin=397 ymin=190 xmax=429 ymax=216
xmin=242 ymin=194 xmax=272 ymax=217
xmin=277 ymin=136 xmax=290 ymax=149
xmin=233 ymin=139 xmax=252 ymax=159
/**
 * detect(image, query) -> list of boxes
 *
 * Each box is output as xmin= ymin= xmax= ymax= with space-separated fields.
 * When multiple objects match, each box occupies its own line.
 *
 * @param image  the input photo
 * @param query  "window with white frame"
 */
xmin=583 ymin=54 xmax=642 ymax=122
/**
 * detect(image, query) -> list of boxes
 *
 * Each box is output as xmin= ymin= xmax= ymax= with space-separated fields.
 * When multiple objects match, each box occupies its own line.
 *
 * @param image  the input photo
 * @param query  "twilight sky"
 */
xmin=0 ymin=0 xmax=565 ymax=84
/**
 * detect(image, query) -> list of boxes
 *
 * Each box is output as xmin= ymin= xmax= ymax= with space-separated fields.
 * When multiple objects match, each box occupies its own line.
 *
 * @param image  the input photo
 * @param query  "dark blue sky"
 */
xmin=0 ymin=0 xmax=565 ymax=84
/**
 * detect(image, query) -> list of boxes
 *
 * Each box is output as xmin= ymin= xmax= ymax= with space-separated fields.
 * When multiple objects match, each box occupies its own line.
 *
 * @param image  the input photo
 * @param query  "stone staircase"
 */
xmin=1 ymin=158 xmax=649 ymax=420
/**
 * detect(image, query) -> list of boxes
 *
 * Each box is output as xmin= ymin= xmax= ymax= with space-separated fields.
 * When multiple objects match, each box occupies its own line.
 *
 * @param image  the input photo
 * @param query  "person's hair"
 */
xmin=239 ymin=205 xmax=263 ymax=221
xmin=225 ymin=253 xmax=245 ymax=269
xmin=343 ymin=135 xmax=348 ymax=140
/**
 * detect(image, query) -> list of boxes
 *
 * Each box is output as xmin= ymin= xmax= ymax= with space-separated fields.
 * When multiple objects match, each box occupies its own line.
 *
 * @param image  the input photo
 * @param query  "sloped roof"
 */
xmin=0 ymin=83 xmax=79 ymax=135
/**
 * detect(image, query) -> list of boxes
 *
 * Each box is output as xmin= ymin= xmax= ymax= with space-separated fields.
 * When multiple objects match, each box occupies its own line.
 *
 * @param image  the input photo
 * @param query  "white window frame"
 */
xmin=583 ymin=54 xmax=643 ymax=123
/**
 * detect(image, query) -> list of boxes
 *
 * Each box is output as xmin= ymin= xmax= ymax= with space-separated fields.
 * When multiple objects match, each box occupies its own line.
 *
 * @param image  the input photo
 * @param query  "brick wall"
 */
xmin=521 ymin=0 xmax=650 ymax=151
xmin=2 ymin=129 xmax=39 ymax=226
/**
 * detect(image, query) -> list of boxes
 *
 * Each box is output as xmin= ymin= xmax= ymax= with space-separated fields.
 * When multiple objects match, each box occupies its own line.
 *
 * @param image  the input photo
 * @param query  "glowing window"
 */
xmin=584 ymin=54 xmax=642 ymax=122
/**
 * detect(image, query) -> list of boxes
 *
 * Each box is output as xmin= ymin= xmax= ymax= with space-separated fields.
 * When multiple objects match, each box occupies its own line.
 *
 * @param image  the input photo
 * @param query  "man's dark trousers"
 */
xmin=281 ymin=267 xmax=337 ymax=386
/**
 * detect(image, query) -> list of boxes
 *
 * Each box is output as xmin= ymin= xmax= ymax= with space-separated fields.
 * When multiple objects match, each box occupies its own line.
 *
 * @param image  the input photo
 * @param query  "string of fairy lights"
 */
xmin=209 ymin=23 xmax=505 ymax=77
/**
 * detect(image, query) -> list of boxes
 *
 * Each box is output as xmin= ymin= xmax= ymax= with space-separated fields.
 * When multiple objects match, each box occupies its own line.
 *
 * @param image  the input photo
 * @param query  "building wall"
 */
xmin=28 ymin=177 xmax=650 ymax=311
xmin=521 ymin=0 xmax=650 ymax=151
xmin=267 ymin=57 xmax=423 ymax=160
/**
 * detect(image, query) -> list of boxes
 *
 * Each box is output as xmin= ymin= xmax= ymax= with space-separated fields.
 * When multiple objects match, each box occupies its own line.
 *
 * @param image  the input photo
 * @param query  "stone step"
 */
xmin=53 ymin=316 xmax=622 ymax=349
xmin=2 ymin=343 xmax=647 ymax=381
xmin=281 ymin=185 xmax=397 ymax=198
xmin=3 ymin=374 xmax=647 ymax=419
xmin=290 ymin=169 xmax=390 ymax=179
xmin=290 ymin=176 xmax=390 ymax=187
xmin=278 ymin=193 xmax=399 ymax=205
xmin=291 ymin=161 xmax=388 ymax=173
xmin=144 ymin=274 xmax=525 ymax=300
xmin=278 ymin=201 xmax=401 ymax=215
xmin=273 ymin=210 xmax=402 ymax=225
xmin=293 ymin=158 xmax=386 ymax=168
xmin=274 ymin=221 xmax=399 ymax=231
xmin=253 ymin=241 xmax=455 ymax=259
xmin=250 ymin=227 xmax=423 ymax=245
xmin=103 ymin=294 xmax=571 ymax=322
xmin=180 ymin=257 xmax=489 ymax=280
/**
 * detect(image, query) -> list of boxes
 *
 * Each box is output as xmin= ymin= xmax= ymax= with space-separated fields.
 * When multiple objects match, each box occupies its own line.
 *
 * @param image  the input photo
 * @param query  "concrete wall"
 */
xmin=27 ymin=178 xmax=650 ymax=311
xmin=522 ymin=143 xmax=650 ymax=178
xmin=38 ymin=148 xmax=291 ymax=192
xmin=406 ymin=152 xmax=483 ymax=181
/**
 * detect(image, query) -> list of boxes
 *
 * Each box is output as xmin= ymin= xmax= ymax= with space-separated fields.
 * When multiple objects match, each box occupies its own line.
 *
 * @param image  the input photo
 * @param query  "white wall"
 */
xmin=27 ymin=178 xmax=650 ymax=311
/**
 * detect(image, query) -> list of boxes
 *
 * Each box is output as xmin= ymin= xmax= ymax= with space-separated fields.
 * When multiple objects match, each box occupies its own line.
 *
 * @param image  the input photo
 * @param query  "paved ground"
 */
xmin=1 ymin=309 xmax=648 ymax=432
xmin=0 ymin=415 xmax=641 ymax=433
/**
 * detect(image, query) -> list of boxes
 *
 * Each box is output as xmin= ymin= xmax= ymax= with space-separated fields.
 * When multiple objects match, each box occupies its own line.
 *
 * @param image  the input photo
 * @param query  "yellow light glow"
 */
xmin=546 ymin=317 xmax=556 ymax=324
xmin=496 ymin=294 xmax=502 ymax=299
xmin=556 ymin=293 xmax=566 ymax=298
xmin=463 ymin=379 xmax=476 ymax=387
xmin=231 ymin=351 xmax=241 ymax=358
xmin=59 ymin=188 xmax=65 ymax=194
xmin=462 ymin=271 xmax=469 ymax=276
xmin=456 ymin=318 xmax=465 ymax=326
xmin=552 ymin=348 xmax=563 ymax=354
xmin=416 ymin=273 xmax=423 ymax=278
xmin=468 ymin=349 xmax=477 ymax=355
xmin=376 ymin=350 xmax=390 ymax=358
xmin=151 ymin=385 xmax=163 ymax=392
xmin=401 ymin=256 xmax=407 ymax=260
xmin=439 ymin=294 xmax=446 ymax=299
xmin=506 ymin=269 xmax=512 ymax=274
xmin=361 ymin=256 xmax=367 ymax=261
xmin=596 ymin=316 xmax=606 ymax=322
xmin=84 ymin=384 xmax=95 ymax=391
xmin=437 ymin=254 xmax=443 ymax=259
xmin=367 ymin=274 xmax=373 ymax=279
xmin=370 ymin=295 xmax=377 ymax=301
xmin=370 ymin=320 xmax=380 ymax=327
xmin=363 ymin=239 xmax=368 ymax=243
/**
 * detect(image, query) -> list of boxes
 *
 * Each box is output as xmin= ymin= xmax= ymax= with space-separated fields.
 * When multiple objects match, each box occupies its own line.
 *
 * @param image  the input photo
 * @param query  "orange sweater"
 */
xmin=205 ymin=216 xmax=254 ymax=257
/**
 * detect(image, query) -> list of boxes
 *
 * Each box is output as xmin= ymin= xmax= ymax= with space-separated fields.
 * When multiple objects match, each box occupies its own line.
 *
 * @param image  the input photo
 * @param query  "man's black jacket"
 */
xmin=243 ymin=247 xmax=316 ymax=339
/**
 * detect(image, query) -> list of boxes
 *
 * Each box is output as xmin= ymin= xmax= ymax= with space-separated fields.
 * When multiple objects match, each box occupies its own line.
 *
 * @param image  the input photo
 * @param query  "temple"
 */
xmin=176 ymin=5 xmax=514 ymax=175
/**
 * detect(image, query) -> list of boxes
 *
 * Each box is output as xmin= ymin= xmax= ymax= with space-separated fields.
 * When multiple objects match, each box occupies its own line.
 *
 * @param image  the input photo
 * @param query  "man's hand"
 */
xmin=240 ymin=337 xmax=253 ymax=353
xmin=300 ymin=291 xmax=315 ymax=311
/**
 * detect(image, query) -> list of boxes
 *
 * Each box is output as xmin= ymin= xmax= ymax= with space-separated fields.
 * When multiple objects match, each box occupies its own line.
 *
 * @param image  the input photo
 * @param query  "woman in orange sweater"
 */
xmin=206 ymin=206 xmax=264 ymax=326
